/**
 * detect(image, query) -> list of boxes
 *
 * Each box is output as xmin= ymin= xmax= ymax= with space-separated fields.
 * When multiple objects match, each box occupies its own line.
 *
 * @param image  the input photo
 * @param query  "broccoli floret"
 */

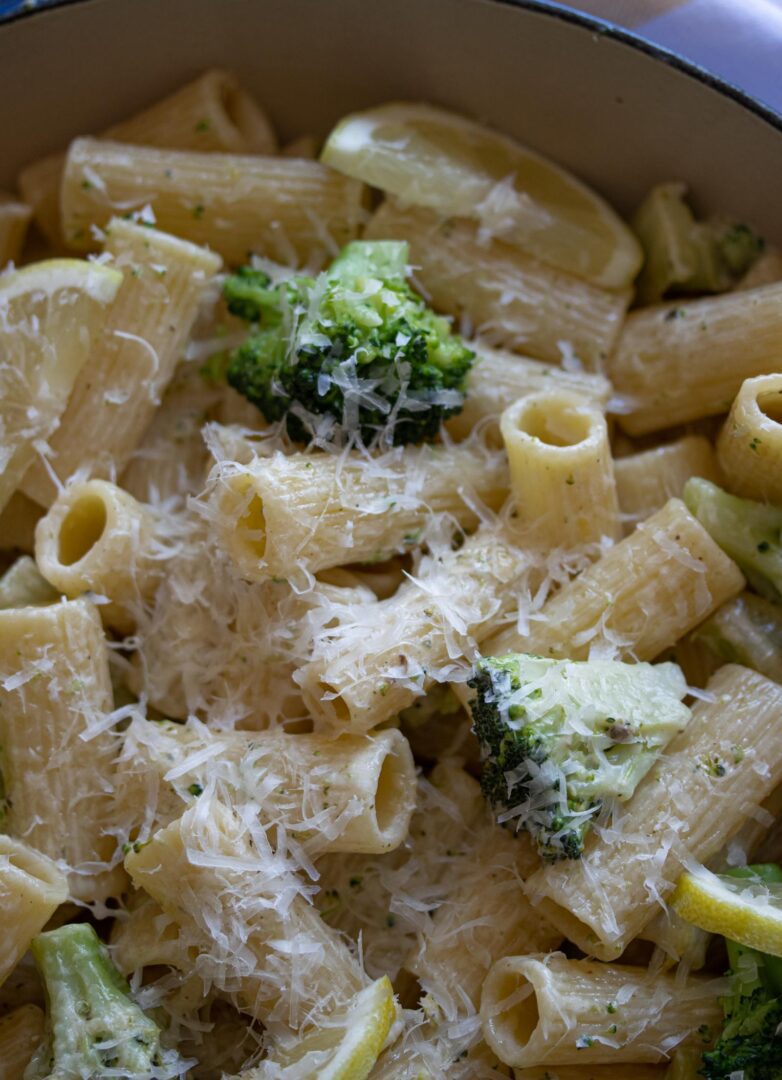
xmin=701 ymin=864 xmax=782 ymax=1079
xmin=222 ymin=240 xmax=475 ymax=446
xmin=633 ymin=183 xmax=764 ymax=304
xmin=684 ymin=478 xmax=782 ymax=602
xmin=468 ymin=654 xmax=691 ymax=861
xmin=25 ymin=922 xmax=187 ymax=1079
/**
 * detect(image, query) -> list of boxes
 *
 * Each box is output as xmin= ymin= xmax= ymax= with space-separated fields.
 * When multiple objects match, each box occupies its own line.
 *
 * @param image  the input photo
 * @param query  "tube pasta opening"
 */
xmin=759 ymin=384 xmax=782 ymax=423
xmin=57 ymin=493 xmax=108 ymax=566
xmin=0 ymin=835 xmax=68 ymax=905
xmin=513 ymin=394 xmax=595 ymax=448
xmin=717 ymin=373 xmax=782 ymax=502
xmin=482 ymin=960 xmax=539 ymax=1052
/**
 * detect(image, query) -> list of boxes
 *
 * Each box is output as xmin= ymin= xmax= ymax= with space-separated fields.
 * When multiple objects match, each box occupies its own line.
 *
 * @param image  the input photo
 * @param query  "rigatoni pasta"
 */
xmin=614 ymin=434 xmax=722 ymax=531
xmin=366 ymin=199 xmax=629 ymax=368
xmin=716 ymin=372 xmax=782 ymax=503
xmin=209 ymin=440 xmax=509 ymax=581
xmin=0 ymin=194 xmax=31 ymax=267
xmin=480 ymin=953 xmax=722 ymax=1068
xmin=609 ymin=282 xmax=782 ymax=434
xmin=500 ymin=390 xmax=620 ymax=549
xmin=0 ymin=838 xmax=68 ymax=987
xmin=21 ymin=218 xmax=221 ymax=507
xmin=60 ymin=138 xmax=367 ymax=266
xmin=0 ymin=1004 xmax=45 ymax=1080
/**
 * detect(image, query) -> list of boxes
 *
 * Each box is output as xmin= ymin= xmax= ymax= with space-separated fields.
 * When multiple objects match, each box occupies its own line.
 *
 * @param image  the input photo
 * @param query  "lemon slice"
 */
xmin=269 ymin=975 xmax=396 ymax=1079
xmin=322 ymin=102 xmax=642 ymax=289
xmin=0 ymin=258 xmax=122 ymax=512
xmin=672 ymin=865 xmax=782 ymax=956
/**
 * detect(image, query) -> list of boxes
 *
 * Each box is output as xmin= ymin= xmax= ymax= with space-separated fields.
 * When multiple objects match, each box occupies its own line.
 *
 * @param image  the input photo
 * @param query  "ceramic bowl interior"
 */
xmin=1 ymin=0 xmax=781 ymax=239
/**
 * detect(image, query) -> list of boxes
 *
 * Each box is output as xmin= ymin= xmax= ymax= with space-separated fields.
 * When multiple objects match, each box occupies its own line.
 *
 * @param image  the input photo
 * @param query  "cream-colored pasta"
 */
xmin=614 ymin=435 xmax=722 ymax=531
xmin=0 ymin=195 xmax=31 ymax=268
xmin=35 ymin=479 xmax=163 ymax=634
xmin=0 ymin=261 xmax=122 ymax=516
xmin=0 ymin=599 xmax=125 ymax=903
xmin=0 ymin=556 xmax=57 ymax=611
xmin=21 ymin=219 xmax=221 ymax=507
xmin=60 ymin=138 xmax=367 ymax=266
xmin=0 ymin=837 xmax=68 ymax=988
xmin=484 ymin=498 xmax=744 ymax=662
xmin=125 ymin=800 xmax=366 ymax=1028
xmin=609 ymin=282 xmax=782 ymax=435
xmin=0 ymin=494 xmax=43 ymax=554
xmin=716 ymin=372 xmax=782 ymax=503
xmin=211 ymin=441 xmax=509 ymax=582
xmin=298 ymin=525 xmax=533 ymax=733
xmin=500 ymin=391 xmax=620 ymax=549
xmin=406 ymin=775 xmax=561 ymax=1015
xmin=114 ymin=720 xmax=417 ymax=855
xmin=446 ymin=340 xmax=613 ymax=442
xmin=18 ymin=69 xmax=276 ymax=244
xmin=524 ymin=665 xmax=782 ymax=959
xmin=480 ymin=953 xmax=722 ymax=1069
xmin=0 ymin=1004 xmax=45 ymax=1080
xmin=365 ymin=200 xmax=629 ymax=369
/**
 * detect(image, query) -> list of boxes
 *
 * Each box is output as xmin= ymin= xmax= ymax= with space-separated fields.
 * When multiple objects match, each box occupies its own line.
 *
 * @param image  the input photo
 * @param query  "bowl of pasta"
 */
xmin=1 ymin=0 xmax=782 ymax=1077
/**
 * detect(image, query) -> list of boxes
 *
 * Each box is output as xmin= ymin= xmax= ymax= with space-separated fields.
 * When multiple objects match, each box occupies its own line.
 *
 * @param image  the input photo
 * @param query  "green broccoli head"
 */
xmin=468 ymin=654 xmax=691 ymax=861
xmin=222 ymin=240 xmax=474 ymax=446
xmin=701 ymin=865 xmax=782 ymax=1080
xmin=26 ymin=922 xmax=187 ymax=1080
xmin=684 ymin=477 xmax=782 ymax=602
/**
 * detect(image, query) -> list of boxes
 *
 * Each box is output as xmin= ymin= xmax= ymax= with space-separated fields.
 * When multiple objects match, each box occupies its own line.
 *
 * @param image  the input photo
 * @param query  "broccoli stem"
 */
xmin=683 ymin=478 xmax=782 ymax=601
xmin=27 ymin=923 xmax=185 ymax=1079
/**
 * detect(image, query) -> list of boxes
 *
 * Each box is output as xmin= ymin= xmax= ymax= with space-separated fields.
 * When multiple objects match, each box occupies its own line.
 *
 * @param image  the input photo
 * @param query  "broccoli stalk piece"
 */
xmin=701 ymin=864 xmax=782 ymax=1079
xmin=25 ymin=923 xmax=187 ymax=1080
xmin=222 ymin=240 xmax=475 ymax=446
xmin=694 ymin=592 xmax=782 ymax=684
xmin=468 ymin=654 xmax=691 ymax=861
xmin=683 ymin=478 xmax=782 ymax=602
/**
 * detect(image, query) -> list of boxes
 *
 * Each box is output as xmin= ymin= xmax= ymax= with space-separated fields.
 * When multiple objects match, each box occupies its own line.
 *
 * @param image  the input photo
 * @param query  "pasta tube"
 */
xmin=500 ymin=390 xmax=620 ymax=549
xmin=609 ymin=282 xmax=782 ymax=434
xmin=0 ymin=599 xmax=126 ymax=902
xmin=0 ymin=1004 xmax=45 ymax=1080
xmin=480 ymin=953 xmax=721 ymax=1068
xmin=365 ymin=200 xmax=629 ymax=369
xmin=211 ymin=441 xmax=509 ymax=581
xmin=524 ymin=665 xmax=782 ymax=959
xmin=694 ymin=591 xmax=782 ymax=683
xmin=114 ymin=720 xmax=417 ymax=855
xmin=484 ymin=498 xmax=744 ymax=662
xmin=21 ymin=218 xmax=221 ymax=507
xmin=0 ymin=194 xmax=31 ymax=267
xmin=0 ymin=838 xmax=68 ymax=987
xmin=61 ymin=138 xmax=366 ymax=266
xmin=18 ymin=69 xmax=276 ymax=243
xmin=299 ymin=526 xmax=533 ymax=733
xmin=614 ymin=435 xmax=722 ymax=531
xmin=446 ymin=340 xmax=613 ymax=442
xmin=125 ymin=800 xmax=366 ymax=1029
xmin=35 ymin=479 xmax=163 ymax=634
xmin=0 ymin=556 xmax=58 ymax=610
xmin=716 ymin=373 xmax=782 ymax=503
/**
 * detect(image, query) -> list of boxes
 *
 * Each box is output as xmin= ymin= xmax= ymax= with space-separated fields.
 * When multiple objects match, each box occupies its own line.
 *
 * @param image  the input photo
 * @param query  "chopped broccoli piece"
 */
xmin=684 ymin=478 xmax=782 ymax=602
xmin=701 ymin=864 xmax=782 ymax=1079
xmin=26 ymin=922 xmax=187 ymax=1079
xmin=468 ymin=654 xmax=690 ymax=861
xmin=633 ymin=182 xmax=764 ymax=303
xmin=694 ymin=592 xmax=782 ymax=684
xmin=222 ymin=240 xmax=475 ymax=446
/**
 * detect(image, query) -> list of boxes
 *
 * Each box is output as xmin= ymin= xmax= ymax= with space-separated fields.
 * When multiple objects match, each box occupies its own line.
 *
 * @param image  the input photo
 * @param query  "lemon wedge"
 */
xmin=321 ymin=102 xmax=642 ymax=289
xmin=0 ymin=258 xmax=122 ymax=513
xmin=672 ymin=865 xmax=782 ymax=957
xmin=268 ymin=975 xmax=396 ymax=1079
